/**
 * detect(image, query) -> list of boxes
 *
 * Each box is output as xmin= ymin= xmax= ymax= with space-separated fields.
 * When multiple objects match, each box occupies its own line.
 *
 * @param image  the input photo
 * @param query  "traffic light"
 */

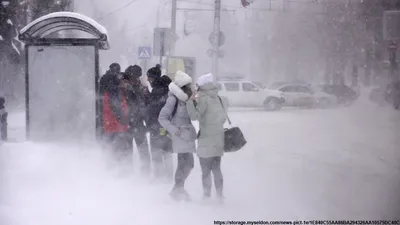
xmin=241 ymin=0 xmax=255 ymax=7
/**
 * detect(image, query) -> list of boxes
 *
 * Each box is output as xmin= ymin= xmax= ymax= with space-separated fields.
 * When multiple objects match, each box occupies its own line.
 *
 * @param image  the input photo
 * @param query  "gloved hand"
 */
xmin=159 ymin=128 xmax=167 ymax=136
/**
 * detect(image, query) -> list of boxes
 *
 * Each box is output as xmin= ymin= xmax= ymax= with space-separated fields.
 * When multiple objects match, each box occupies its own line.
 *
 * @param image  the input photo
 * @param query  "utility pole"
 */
xmin=160 ymin=30 xmax=165 ymax=67
xmin=168 ymin=0 xmax=177 ymax=74
xmin=171 ymin=0 xmax=177 ymax=54
xmin=211 ymin=0 xmax=221 ymax=80
xmin=70 ymin=0 xmax=75 ymax=11
xmin=26 ymin=0 xmax=32 ymax=24
xmin=389 ymin=41 xmax=398 ymax=82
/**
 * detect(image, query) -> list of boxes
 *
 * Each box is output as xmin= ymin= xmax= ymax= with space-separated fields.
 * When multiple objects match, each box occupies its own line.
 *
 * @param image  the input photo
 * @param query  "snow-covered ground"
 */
xmin=1 ymin=91 xmax=400 ymax=224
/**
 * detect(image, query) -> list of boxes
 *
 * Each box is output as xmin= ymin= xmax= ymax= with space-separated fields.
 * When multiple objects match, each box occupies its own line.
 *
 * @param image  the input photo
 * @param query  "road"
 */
xmin=1 ymin=92 xmax=400 ymax=224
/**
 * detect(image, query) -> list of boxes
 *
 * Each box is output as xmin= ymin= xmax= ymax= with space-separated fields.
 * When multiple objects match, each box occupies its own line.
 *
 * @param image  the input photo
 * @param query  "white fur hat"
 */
xmin=174 ymin=70 xmax=192 ymax=88
xmin=196 ymin=73 xmax=214 ymax=87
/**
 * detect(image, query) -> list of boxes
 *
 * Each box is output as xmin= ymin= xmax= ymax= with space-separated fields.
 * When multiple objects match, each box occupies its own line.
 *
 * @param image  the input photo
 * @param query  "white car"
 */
xmin=269 ymin=83 xmax=338 ymax=108
xmin=216 ymin=79 xmax=285 ymax=111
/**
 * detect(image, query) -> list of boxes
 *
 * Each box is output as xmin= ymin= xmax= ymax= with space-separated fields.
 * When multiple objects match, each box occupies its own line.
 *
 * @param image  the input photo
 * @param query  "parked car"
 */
xmin=252 ymin=81 xmax=268 ymax=89
xmin=317 ymin=84 xmax=358 ymax=106
xmin=268 ymin=80 xmax=311 ymax=90
xmin=217 ymin=79 xmax=285 ymax=111
xmin=269 ymin=82 xmax=338 ymax=108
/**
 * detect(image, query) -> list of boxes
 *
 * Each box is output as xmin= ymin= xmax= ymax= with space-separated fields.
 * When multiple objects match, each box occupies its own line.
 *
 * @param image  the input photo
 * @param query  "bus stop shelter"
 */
xmin=18 ymin=12 xmax=110 ymax=143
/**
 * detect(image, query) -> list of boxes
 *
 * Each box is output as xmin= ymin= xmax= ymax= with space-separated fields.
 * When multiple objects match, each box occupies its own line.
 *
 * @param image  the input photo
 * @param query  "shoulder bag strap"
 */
xmin=218 ymin=96 xmax=232 ymax=126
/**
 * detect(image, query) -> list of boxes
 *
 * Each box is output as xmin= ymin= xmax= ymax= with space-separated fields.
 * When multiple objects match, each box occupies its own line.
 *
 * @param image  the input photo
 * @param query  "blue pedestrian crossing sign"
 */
xmin=138 ymin=46 xmax=152 ymax=59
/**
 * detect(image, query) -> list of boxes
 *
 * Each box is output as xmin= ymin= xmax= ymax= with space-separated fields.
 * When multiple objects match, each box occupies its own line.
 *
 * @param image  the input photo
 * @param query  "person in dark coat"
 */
xmin=99 ymin=63 xmax=130 ymax=155
xmin=124 ymin=65 xmax=152 ymax=176
xmin=0 ymin=97 xmax=7 ymax=141
xmin=146 ymin=65 xmax=174 ymax=181
xmin=385 ymin=80 xmax=400 ymax=110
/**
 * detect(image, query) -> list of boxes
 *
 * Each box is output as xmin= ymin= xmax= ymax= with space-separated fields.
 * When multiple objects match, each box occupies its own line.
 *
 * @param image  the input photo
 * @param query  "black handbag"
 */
xmin=218 ymin=97 xmax=247 ymax=152
xmin=151 ymin=134 xmax=173 ymax=153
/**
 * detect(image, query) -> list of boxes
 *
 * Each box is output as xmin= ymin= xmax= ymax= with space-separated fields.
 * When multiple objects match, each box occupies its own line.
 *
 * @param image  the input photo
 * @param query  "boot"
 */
xmin=203 ymin=190 xmax=211 ymax=200
xmin=216 ymin=191 xmax=225 ymax=204
xmin=170 ymin=186 xmax=191 ymax=202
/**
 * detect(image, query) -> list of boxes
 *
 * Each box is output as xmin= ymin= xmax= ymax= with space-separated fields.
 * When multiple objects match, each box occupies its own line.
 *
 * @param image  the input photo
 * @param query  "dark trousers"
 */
xmin=151 ymin=147 xmax=174 ymax=180
xmin=174 ymin=153 xmax=194 ymax=189
xmin=0 ymin=112 xmax=7 ymax=141
xmin=135 ymin=133 xmax=151 ymax=176
xmin=149 ymin=135 xmax=173 ymax=180
xmin=103 ymin=132 xmax=152 ymax=176
xmin=103 ymin=132 xmax=134 ymax=174
xmin=199 ymin=156 xmax=223 ymax=197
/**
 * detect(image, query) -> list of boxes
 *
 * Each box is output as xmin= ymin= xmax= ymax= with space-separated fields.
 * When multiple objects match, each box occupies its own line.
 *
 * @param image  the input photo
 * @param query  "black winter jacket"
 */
xmin=146 ymin=76 xmax=172 ymax=135
xmin=124 ymin=83 xmax=150 ymax=143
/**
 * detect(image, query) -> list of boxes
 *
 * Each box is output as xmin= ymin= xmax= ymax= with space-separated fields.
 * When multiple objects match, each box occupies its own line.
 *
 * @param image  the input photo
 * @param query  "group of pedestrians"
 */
xmin=159 ymin=71 xmax=228 ymax=202
xmin=100 ymin=63 xmax=227 ymax=202
xmin=99 ymin=63 xmax=173 ymax=180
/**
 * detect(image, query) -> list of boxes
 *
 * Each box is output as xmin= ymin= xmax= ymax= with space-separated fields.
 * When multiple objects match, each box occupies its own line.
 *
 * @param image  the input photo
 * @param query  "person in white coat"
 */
xmin=186 ymin=73 xmax=226 ymax=201
xmin=158 ymin=71 xmax=197 ymax=201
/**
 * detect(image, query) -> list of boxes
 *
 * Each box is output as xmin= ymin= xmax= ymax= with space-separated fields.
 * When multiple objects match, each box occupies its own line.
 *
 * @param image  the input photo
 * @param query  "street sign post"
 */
xmin=138 ymin=46 xmax=152 ymax=60
xmin=154 ymin=27 xmax=175 ymax=67
xmin=208 ymin=31 xmax=225 ymax=47
xmin=153 ymin=28 xmax=174 ymax=57
xmin=206 ymin=49 xmax=224 ymax=58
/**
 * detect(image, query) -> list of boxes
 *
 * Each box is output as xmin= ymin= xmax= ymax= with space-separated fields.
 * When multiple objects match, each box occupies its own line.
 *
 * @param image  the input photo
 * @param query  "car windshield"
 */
xmin=252 ymin=82 xmax=266 ymax=89
xmin=269 ymin=82 xmax=287 ymax=90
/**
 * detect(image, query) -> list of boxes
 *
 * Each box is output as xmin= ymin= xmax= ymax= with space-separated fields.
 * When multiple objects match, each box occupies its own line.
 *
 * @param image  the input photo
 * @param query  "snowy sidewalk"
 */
xmin=1 ymin=98 xmax=400 ymax=224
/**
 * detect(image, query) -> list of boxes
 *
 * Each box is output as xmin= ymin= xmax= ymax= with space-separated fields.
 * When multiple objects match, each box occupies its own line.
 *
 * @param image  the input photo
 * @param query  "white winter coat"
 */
xmin=158 ymin=71 xmax=197 ymax=154
xmin=187 ymin=73 xmax=226 ymax=158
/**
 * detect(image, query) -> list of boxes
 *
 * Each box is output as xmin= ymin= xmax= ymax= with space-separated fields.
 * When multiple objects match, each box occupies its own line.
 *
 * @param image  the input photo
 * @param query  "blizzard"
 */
xmin=1 ymin=91 xmax=399 ymax=225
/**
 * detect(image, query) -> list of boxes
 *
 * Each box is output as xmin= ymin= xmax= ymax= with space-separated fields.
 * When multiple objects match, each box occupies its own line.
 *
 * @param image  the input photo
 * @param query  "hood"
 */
xmin=169 ymin=82 xmax=189 ymax=102
xmin=196 ymin=73 xmax=213 ymax=87
xmin=173 ymin=71 xmax=192 ymax=88
xmin=105 ymin=70 xmax=117 ymax=76
xmin=198 ymin=83 xmax=218 ymax=98
xmin=152 ymin=75 xmax=172 ymax=89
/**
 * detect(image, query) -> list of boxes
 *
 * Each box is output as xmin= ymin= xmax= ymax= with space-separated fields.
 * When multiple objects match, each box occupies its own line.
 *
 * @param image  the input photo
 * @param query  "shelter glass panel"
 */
xmin=28 ymin=45 xmax=96 ymax=143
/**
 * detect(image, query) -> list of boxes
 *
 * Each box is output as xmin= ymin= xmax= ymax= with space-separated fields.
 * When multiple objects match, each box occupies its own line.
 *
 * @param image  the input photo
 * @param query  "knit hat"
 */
xmin=147 ymin=64 xmax=162 ymax=79
xmin=196 ymin=73 xmax=214 ymax=87
xmin=125 ymin=65 xmax=142 ymax=79
xmin=109 ymin=63 xmax=121 ymax=73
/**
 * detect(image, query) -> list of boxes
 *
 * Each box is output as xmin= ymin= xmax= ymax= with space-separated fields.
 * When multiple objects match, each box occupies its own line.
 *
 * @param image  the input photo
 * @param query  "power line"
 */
xmin=176 ymin=7 xmax=235 ymax=12
xmin=98 ymin=0 xmax=139 ymax=21
xmin=177 ymin=0 xmax=325 ymax=12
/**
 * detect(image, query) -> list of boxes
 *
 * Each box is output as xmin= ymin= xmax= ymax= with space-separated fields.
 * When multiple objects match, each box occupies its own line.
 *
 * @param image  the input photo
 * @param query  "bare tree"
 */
xmin=0 ymin=0 xmax=73 ymax=105
xmin=28 ymin=0 xmax=73 ymax=21
xmin=0 ymin=0 xmax=23 ymax=103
